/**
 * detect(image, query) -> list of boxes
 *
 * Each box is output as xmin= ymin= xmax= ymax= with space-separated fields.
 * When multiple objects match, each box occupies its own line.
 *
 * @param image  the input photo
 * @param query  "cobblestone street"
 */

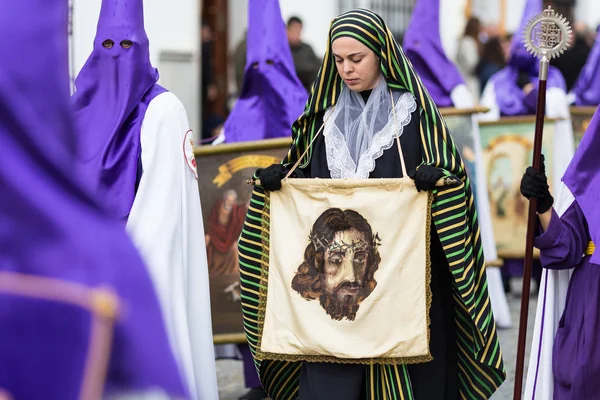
xmin=217 ymin=279 xmax=538 ymax=400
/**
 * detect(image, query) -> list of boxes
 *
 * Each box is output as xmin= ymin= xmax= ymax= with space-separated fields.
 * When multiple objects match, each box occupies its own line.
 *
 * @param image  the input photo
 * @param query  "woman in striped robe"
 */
xmin=238 ymin=9 xmax=505 ymax=400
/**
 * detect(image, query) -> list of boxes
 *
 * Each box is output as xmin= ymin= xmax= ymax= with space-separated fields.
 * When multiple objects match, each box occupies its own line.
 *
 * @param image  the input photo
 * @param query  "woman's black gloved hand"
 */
xmin=409 ymin=165 xmax=446 ymax=192
xmin=520 ymin=154 xmax=554 ymax=213
xmin=257 ymin=164 xmax=305 ymax=191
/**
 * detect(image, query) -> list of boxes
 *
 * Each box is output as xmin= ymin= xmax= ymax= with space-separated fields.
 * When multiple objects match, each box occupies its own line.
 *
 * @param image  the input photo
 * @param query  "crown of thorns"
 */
xmin=309 ymin=231 xmax=382 ymax=252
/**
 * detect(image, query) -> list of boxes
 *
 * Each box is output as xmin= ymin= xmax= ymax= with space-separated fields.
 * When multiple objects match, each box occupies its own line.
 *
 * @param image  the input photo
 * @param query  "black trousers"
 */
xmin=299 ymin=231 xmax=459 ymax=400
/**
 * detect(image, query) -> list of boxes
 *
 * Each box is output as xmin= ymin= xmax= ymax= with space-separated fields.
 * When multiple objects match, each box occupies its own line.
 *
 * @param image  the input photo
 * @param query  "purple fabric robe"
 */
xmin=534 ymin=106 xmax=600 ymax=398
xmin=0 ymin=1 xmax=185 ymax=398
xmin=571 ymin=36 xmax=600 ymax=106
xmin=223 ymin=0 xmax=307 ymax=143
xmin=535 ymin=205 xmax=599 ymax=399
xmin=502 ymin=258 xmax=543 ymax=282
xmin=563 ymin=106 xmax=600 ymax=265
xmin=71 ymin=0 xmax=166 ymax=222
xmin=403 ymin=0 xmax=465 ymax=107
xmin=490 ymin=0 xmax=566 ymax=116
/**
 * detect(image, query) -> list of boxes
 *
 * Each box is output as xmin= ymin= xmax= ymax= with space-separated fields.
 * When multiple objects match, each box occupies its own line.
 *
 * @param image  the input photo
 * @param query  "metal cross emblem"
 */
xmin=538 ymin=20 xmax=561 ymax=49
xmin=524 ymin=6 xmax=571 ymax=60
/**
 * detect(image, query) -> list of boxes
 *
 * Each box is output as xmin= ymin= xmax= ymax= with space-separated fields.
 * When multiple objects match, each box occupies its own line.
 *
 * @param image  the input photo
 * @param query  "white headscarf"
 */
xmin=324 ymin=75 xmax=417 ymax=179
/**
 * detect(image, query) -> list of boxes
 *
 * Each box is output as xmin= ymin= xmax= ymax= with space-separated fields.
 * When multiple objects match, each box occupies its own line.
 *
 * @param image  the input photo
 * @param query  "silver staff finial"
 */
xmin=523 ymin=6 xmax=572 ymax=60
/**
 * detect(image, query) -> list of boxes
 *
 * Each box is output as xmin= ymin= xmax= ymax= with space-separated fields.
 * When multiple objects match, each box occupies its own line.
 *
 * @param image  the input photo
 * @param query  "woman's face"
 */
xmin=331 ymin=36 xmax=380 ymax=92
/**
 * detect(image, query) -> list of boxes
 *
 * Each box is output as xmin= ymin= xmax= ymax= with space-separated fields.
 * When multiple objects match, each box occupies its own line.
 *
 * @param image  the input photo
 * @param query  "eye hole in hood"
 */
xmin=120 ymin=40 xmax=133 ymax=49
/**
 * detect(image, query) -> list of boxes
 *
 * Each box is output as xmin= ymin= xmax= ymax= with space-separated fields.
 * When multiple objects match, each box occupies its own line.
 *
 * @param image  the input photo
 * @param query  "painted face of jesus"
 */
xmin=323 ymin=228 xmax=369 ymax=302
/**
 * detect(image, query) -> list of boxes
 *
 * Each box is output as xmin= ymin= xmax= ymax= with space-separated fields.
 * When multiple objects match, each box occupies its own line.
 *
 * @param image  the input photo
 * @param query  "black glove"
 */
xmin=409 ymin=165 xmax=446 ymax=192
xmin=257 ymin=164 xmax=305 ymax=191
xmin=520 ymin=154 xmax=554 ymax=213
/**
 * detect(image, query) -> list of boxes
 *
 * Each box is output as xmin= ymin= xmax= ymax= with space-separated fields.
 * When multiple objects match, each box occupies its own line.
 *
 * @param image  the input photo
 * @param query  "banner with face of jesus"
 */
xmin=256 ymin=178 xmax=433 ymax=365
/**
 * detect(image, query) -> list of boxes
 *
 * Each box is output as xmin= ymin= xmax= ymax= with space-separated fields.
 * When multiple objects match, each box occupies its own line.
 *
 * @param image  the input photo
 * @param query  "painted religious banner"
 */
xmin=195 ymin=139 xmax=289 ymax=341
xmin=255 ymin=178 xmax=433 ymax=364
xmin=479 ymin=118 xmax=556 ymax=258
xmin=571 ymin=106 xmax=596 ymax=148
xmin=445 ymin=110 xmax=502 ymax=266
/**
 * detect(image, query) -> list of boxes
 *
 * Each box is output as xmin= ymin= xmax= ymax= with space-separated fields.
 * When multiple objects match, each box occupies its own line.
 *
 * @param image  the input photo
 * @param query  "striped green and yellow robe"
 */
xmin=238 ymin=8 xmax=505 ymax=400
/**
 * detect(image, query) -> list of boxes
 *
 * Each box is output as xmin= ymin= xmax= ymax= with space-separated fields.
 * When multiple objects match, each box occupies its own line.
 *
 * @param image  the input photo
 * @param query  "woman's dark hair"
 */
xmin=481 ymin=37 xmax=506 ymax=67
xmin=464 ymin=17 xmax=481 ymax=39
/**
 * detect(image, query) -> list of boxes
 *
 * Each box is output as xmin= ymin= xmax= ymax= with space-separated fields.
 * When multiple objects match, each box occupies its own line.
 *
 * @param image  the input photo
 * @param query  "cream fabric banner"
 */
xmin=257 ymin=178 xmax=433 ymax=365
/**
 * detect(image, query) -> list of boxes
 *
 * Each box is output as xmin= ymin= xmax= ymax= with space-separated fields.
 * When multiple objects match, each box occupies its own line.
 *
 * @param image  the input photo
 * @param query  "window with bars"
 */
xmin=337 ymin=0 xmax=416 ymax=39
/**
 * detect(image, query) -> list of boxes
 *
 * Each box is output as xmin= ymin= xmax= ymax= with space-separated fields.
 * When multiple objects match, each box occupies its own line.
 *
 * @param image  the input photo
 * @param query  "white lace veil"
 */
xmin=324 ymin=74 xmax=417 ymax=178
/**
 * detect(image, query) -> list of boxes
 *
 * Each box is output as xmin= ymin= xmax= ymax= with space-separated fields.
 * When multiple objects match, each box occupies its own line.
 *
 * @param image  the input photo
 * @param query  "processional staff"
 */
xmin=513 ymin=6 xmax=571 ymax=400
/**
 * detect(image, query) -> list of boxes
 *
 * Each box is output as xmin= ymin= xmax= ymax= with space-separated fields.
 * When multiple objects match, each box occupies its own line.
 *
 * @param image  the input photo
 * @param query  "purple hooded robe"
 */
xmin=0 ymin=1 xmax=185 ymax=398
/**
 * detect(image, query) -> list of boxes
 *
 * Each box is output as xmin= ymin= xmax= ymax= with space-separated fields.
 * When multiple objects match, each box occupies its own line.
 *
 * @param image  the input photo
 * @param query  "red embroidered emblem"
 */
xmin=183 ymin=130 xmax=198 ymax=180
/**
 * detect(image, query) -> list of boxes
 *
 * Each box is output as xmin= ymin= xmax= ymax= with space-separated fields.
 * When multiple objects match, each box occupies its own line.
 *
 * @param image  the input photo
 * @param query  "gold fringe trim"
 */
xmin=255 ymin=191 xmax=271 ymax=356
xmin=585 ymin=241 xmax=595 ymax=256
xmin=255 ymin=352 xmax=432 ymax=366
xmin=424 ymin=191 xmax=434 ymax=361
xmin=254 ymin=190 xmax=435 ymax=366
